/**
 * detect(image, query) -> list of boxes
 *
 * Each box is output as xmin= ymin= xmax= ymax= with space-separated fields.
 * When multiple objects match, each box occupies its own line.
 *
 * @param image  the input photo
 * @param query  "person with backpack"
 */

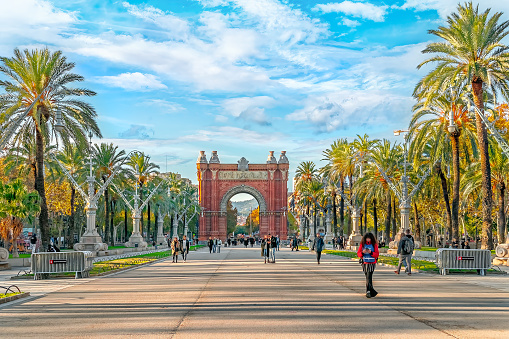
xmin=395 ymin=229 xmax=415 ymax=275
xmin=312 ymin=233 xmax=324 ymax=264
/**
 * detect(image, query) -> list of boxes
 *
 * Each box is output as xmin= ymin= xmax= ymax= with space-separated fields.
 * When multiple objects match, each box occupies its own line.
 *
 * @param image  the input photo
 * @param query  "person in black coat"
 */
xmin=312 ymin=234 xmax=325 ymax=264
xmin=207 ymin=237 xmax=213 ymax=253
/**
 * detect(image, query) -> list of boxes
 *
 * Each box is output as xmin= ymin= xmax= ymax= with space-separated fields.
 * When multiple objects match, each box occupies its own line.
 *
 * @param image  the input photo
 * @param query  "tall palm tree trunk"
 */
xmin=103 ymin=183 xmax=110 ymax=244
xmin=451 ymin=133 xmax=461 ymax=241
xmin=340 ymin=180 xmax=345 ymax=235
xmin=147 ymin=202 xmax=151 ymax=242
xmin=385 ymin=190 xmax=391 ymax=242
xmin=332 ymin=192 xmax=337 ymax=236
xmin=498 ymin=184 xmax=506 ymax=244
xmin=392 ymin=196 xmax=397 ymax=237
xmin=35 ymin=125 xmax=50 ymax=251
xmin=110 ymin=200 xmax=115 ymax=245
xmin=435 ymin=164 xmax=452 ymax=242
xmin=124 ymin=207 xmax=128 ymax=242
xmin=364 ymin=200 xmax=368 ymax=233
xmin=373 ymin=198 xmax=378 ymax=239
xmin=472 ymin=80 xmax=494 ymax=249
xmin=414 ymin=202 xmax=420 ymax=240
xmin=68 ymin=187 xmax=76 ymax=247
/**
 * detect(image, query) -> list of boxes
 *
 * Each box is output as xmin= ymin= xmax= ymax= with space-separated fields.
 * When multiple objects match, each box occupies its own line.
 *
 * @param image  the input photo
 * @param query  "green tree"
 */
xmin=0 ymin=179 xmax=40 ymax=256
xmin=94 ymin=143 xmax=126 ymax=245
xmin=410 ymin=88 xmax=477 ymax=241
xmin=0 ymin=48 xmax=101 ymax=250
xmin=416 ymin=2 xmax=509 ymax=249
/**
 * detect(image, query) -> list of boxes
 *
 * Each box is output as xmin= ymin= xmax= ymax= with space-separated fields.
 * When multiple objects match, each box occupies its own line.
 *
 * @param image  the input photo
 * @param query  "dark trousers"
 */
xmin=182 ymin=251 xmax=187 ymax=261
xmin=362 ymin=263 xmax=376 ymax=293
xmin=173 ymin=253 xmax=178 ymax=262
xmin=362 ymin=264 xmax=377 ymax=295
xmin=316 ymin=251 xmax=322 ymax=263
xmin=209 ymin=246 xmax=212 ymax=253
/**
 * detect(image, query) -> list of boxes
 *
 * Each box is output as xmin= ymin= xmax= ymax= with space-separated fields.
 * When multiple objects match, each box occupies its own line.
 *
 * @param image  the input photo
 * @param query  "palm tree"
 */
xmin=0 ymin=48 xmax=101 ymax=250
xmin=463 ymin=140 xmax=509 ymax=244
xmin=94 ymin=143 xmax=126 ymax=245
xmin=416 ymin=2 xmax=509 ymax=249
xmin=369 ymin=139 xmax=401 ymax=242
xmin=410 ymin=88 xmax=477 ymax=241
xmin=49 ymin=143 xmax=86 ymax=247
xmin=323 ymin=139 xmax=349 ymax=235
xmin=4 ymin=137 xmax=56 ymax=191
xmin=0 ymin=179 xmax=40 ymax=256
xmin=127 ymin=152 xmax=159 ymax=239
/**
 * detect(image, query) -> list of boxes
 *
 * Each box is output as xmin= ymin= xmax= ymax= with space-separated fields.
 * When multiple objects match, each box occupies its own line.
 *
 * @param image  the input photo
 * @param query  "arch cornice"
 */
xmin=220 ymin=185 xmax=267 ymax=212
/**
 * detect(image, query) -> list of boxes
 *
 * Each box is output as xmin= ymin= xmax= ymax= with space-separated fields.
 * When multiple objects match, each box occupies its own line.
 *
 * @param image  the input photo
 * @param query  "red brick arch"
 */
xmin=197 ymin=151 xmax=289 ymax=241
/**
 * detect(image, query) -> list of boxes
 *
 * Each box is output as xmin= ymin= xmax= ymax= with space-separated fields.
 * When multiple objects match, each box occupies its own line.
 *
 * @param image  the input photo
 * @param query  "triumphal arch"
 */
xmin=197 ymin=151 xmax=289 ymax=241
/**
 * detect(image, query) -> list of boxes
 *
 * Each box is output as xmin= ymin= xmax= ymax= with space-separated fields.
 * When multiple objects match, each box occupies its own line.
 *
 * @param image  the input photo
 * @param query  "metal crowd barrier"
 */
xmin=436 ymin=248 xmax=491 ymax=276
xmin=31 ymin=251 xmax=94 ymax=280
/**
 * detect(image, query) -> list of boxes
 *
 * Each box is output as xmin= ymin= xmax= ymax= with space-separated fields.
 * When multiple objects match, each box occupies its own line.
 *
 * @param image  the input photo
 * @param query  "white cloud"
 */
xmin=222 ymin=96 xmax=276 ymax=125
xmin=122 ymin=2 xmax=190 ymax=40
xmin=143 ymin=99 xmax=185 ymax=113
xmin=314 ymin=1 xmax=388 ymax=22
xmin=95 ymin=72 xmax=167 ymax=91
xmin=118 ymin=125 xmax=155 ymax=139
xmin=399 ymin=0 xmax=509 ymax=20
xmin=0 ymin=0 xmax=75 ymax=54
xmin=342 ymin=18 xmax=360 ymax=27
xmin=287 ymin=90 xmax=413 ymax=133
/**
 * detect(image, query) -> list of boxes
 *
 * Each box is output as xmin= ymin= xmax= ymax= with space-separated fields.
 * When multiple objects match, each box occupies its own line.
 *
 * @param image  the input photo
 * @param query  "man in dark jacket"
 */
xmin=395 ymin=229 xmax=414 ymax=275
xmin=312 ymin=233 xmax=325 ymax=264
xmin=208 ymin=237 xmax=213 ymax=253
xmin=269 ymin=234 xmax=277 ymax=263
xmin=181 ymin=235 xmax=190 ymax=262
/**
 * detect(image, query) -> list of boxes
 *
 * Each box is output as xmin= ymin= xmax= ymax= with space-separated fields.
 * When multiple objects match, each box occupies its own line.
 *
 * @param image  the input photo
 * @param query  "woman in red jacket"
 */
xmin=357 ymin=232 xmax=379 ymax=298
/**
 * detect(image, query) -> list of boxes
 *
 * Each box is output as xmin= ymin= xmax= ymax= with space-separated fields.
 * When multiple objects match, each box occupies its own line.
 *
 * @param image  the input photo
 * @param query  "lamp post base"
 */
xmin=125 ymin=233 xmax=148 ymax=249
xmin=73 ymin=235 xmax=108 ymax=251
xmin=347 ymin=233 xmax=363 ymax=250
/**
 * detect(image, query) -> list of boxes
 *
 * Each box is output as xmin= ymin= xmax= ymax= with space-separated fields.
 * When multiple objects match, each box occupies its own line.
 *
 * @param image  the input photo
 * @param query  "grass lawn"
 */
xmin=0 ymin=292 xmax=22 ymax=299
xmin=108 ymin=245 xmax=126 ymax=250
xmin=8 ymin=253 xmax=31 ymax=259
xmin=324 ymin=249 xmax=439 ymax=272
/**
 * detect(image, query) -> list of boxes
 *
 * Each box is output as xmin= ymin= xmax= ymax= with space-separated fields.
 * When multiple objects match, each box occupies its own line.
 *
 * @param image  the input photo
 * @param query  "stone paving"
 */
xmin=0 ymin=247 xmax=508 ymax=338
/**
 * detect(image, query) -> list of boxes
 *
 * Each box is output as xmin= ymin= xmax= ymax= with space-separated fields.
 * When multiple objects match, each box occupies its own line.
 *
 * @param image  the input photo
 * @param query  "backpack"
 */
xmin=403 ymin=237 xmax=414 ymax=254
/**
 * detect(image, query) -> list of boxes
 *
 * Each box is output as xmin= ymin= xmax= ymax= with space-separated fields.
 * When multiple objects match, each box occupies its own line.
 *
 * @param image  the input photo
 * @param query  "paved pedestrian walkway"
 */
xmin=0 ymin=247 xmax=508 ymax=338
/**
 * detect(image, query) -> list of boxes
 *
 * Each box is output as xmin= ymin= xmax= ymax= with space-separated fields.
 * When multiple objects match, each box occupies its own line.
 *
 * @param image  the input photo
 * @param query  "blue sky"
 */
xmin=2 ymin=0 xmax=509 ymax=187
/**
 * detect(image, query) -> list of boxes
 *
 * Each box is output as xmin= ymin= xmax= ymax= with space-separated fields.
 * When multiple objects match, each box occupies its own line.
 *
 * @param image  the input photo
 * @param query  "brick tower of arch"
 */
xmin=197 ymin=151 xmax=289 ymax=241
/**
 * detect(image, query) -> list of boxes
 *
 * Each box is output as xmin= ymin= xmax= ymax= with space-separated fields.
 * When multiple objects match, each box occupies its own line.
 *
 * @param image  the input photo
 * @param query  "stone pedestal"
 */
xmin=494 ymin=243 xmax=509 ymax=266
xmin=347 ymin=208 xmax=362 ymax=249
xmin=0 ymin=247 xmax=10 ymax=270
xmin=324 ymin=210 xmax=334 ymax=244
xmin=125 ymin=215 xmax=147 ymax=248
xmin=156 ymin=213 xmax=167 ymax=247
xmin=74 ymin=206 xmax=108 ymax=251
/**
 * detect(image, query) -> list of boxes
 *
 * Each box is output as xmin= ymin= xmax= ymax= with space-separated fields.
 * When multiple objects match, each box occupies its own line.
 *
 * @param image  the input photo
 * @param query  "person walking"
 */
xmin=217 ymin=238 xmax=222 ymax=253
xmin=357 ymin=232 xmax=379 ymax=298
xmin=292 ymin=236 xmax=299 ymax=251
xmin=261 ymin=235 xmax=269 ymax=264
xmin=312 ymin=233 xmax=325 ymax=264
xmin=276 ymin=236 xmax=280 ymax=251
xmin=395 ymin=229 xmax=415 ymax=275
xmin=171 ymin=237 xmax=181 ymax=263
xmin=208 ymin=237 xmax=213 ymax=254
xmin=213 ymin=238 xmax=217 ymax=253
xmin=181 ymin=235 xmax=190 ymax=263
xmin=270 ymin=234 xmax=277 ymax=263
